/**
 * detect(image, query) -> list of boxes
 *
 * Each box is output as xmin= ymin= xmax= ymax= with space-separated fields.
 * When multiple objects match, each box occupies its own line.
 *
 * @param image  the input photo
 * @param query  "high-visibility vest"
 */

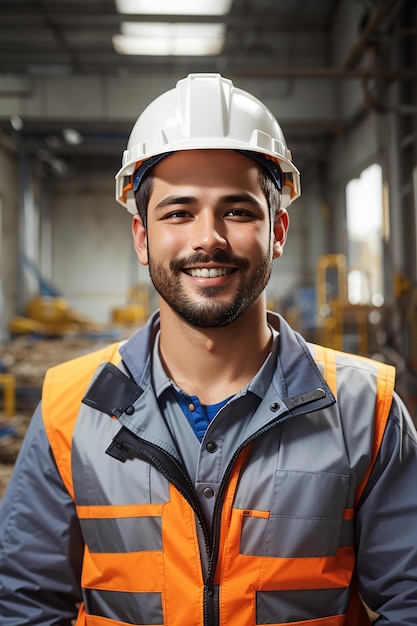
xmin=42 ymin=341 xmax=395 ymax=626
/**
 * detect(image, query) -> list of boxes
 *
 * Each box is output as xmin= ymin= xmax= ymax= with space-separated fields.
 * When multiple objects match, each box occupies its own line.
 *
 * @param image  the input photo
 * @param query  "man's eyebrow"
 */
xmin=221 ymin=193 xmax=264 ymax=207
xmin=154 ymin=195 xmax=196 ymax=210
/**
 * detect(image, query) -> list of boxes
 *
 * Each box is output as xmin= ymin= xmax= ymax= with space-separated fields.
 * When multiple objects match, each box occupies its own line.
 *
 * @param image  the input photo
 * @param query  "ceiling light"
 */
xmin=63 ymin=128 xmax=83 ymax=145
xmin=10 ymin=115 xmax=23 ymax=132
xmin=115 ymin=0 xmax=233 ymax=16
xmin=113 ymin=22 xmax=225 ymax=56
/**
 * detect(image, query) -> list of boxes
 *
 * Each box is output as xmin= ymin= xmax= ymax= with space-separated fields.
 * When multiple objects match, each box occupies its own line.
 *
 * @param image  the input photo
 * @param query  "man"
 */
xmin=1 ymin=73 xmax=416 ymax=625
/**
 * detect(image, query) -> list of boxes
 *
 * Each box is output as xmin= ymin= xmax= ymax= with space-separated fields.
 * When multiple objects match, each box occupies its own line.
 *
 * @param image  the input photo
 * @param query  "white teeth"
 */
xmin=188 ymin=267 xmax=232 ymax=278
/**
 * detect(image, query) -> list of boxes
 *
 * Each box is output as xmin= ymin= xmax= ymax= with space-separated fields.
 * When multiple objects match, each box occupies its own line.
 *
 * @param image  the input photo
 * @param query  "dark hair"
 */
xmin=134 ymin=173 xmax=153 ymax=227
xmin=259 ymin=170 xmax=282 ymax=219
xmin=134 ymin=163 xmax=281 ymax=228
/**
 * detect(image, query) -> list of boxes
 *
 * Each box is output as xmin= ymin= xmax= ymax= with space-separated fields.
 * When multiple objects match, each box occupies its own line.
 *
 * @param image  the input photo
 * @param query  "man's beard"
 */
xmin=147 ymin=249 xmax=273 ymax=328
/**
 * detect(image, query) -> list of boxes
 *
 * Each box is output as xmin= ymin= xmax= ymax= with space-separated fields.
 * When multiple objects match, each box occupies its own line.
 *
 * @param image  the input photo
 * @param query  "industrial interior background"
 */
xmin=0 ymin=0 xmax=416 ymax=495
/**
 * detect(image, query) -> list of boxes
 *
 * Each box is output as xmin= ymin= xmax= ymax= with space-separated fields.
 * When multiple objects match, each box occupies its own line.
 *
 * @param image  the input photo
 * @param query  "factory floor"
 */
xmin=0 ymin=331 xmax=132 ymax=499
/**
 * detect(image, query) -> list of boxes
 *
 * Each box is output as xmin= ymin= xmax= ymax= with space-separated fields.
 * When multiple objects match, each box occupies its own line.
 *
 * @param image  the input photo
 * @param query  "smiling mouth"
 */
xmin=184 ymin=267 xmax=236 ymax=278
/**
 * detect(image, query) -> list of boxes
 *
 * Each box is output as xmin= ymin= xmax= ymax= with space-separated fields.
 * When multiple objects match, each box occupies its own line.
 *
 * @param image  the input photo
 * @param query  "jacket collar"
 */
xmin=119 ymin=310 xmax=336 ymax=417
xmin=267 ymin=311 xmax=335 ymax=414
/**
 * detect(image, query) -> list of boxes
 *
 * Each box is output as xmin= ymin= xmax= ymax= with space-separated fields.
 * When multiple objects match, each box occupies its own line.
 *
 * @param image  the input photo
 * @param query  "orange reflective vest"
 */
xmin=42 ymin=333 xmax=395 ymax=626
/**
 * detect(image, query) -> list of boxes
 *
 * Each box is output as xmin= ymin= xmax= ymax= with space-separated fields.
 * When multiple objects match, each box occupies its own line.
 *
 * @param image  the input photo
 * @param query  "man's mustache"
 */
xmin=169 ymin=252 xmax=250 ymax=273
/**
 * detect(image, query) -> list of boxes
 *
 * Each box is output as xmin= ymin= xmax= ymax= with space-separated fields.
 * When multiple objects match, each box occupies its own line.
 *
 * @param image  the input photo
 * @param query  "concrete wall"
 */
xmin=50 ymin=173 xmax=140 ymax=323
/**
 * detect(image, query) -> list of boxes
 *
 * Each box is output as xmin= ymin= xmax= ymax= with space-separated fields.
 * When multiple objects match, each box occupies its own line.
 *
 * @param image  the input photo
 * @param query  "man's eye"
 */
xmin=163 ymin=210 xmax=191 ymax=220
xmin=225 ymin=209 xmax=254 ymax=218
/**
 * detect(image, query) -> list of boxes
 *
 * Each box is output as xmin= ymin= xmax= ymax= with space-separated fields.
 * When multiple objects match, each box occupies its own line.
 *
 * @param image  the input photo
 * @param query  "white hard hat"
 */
xmin=115 ymin=73 xmax=301 ymax=214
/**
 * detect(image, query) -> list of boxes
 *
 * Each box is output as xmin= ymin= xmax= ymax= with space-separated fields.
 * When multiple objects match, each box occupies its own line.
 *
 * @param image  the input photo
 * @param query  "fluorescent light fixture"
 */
xmin=113 ymin=22 xmax=225 ymax=55
xmin=115 ymin=0 xmax=233 ymax=16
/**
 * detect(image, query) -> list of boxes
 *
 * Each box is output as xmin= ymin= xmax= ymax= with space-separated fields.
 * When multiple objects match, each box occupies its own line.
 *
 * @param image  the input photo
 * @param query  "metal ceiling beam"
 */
xmin=0 ymin=10 xmax=329 ymax=30
xmin=228 ymin=66 xmax=416 ymax=81
xmin=0 ymin=58 xmax=414 ymax=81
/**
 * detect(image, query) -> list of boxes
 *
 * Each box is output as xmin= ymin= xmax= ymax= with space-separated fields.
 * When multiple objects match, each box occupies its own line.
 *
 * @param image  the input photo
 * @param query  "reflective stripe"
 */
xmin=256 ymin=587 xmax=350 ymax=624
xmin=85 ymin=589 xmax=163 ymax=625
xmin=79 ymin=516 xmax=162 ymax=553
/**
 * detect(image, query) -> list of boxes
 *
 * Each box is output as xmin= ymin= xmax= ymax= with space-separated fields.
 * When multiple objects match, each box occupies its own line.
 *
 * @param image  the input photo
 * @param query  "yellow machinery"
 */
xmin=9 ymin=296 xmax=94 ymax=336
xmin=111 ymin=283 xmax=152 ymax=326
xmin=9 ymin=255 xmax=99 ymax=336
xmin=0 ymin=373 xmax=16 ymax=420
xmin=9 ymin=287 xmax=154 ymax=336
xmin=316 ymin=254 xmax=386 ymax=355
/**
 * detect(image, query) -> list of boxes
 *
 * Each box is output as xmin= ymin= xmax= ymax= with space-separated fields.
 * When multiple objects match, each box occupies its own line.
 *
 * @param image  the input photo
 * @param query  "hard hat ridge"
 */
xmin=177 ymin=73 xmax=232 ymax=138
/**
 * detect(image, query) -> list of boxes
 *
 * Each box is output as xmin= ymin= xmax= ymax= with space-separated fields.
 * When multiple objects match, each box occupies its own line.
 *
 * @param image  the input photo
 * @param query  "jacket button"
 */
xmin=270 ymin=402 xmax=280 ymax=412
xmin=125 ymin=405 xmax=135 ymax=415
xmin=206 ymin=441 xmax=218 ymax=453
xmin=203 ymin=487 xmax=215 ymax=499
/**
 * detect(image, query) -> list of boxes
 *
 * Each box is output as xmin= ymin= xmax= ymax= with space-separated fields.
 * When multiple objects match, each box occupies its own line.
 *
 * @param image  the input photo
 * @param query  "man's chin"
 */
xmin=171 ymin=301 xmax=244 ymax=329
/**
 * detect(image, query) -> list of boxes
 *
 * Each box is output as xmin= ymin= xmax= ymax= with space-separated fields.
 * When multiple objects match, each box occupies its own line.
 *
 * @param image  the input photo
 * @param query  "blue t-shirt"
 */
xmin=173 ymin=389 xmax=232 ymax=441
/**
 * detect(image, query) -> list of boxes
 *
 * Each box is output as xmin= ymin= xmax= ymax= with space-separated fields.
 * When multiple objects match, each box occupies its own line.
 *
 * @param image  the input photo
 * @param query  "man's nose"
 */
xmin=191 ymin=212 xmax=227 ymax=253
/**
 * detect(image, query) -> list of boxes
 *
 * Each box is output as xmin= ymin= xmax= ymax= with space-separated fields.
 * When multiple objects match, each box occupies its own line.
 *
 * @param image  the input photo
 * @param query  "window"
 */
xmin=345 ymin=163 xmax=385 ymax=306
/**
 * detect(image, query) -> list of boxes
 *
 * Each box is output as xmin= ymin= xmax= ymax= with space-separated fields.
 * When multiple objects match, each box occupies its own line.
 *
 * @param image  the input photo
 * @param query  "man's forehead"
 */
xmin=152 ymin=149 xmax=264 ymax=181
xmin=157 ymin=148 xmax=256 ymax=167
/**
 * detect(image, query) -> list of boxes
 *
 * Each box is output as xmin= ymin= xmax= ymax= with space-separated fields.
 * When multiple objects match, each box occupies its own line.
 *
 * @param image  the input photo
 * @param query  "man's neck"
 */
xmin=158 ymin=301 xmax=272 ymax=405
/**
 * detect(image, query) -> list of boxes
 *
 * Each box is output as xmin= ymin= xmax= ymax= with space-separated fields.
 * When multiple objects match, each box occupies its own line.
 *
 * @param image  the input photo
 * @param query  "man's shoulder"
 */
xmin=309 ymin=341 xmax=394 ymax=373
xmin=44 ymin=341 xmax=122 ymax=391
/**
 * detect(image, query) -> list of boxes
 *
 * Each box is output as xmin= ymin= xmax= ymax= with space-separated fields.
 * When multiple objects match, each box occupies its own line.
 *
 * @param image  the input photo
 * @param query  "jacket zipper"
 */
xmin=203 ymin=410 xmax=295 ymax=626
xmin=107 ymin=426 xmax=212 ymax=559
xmin=109 ymin=411 xmax=295 ymax=626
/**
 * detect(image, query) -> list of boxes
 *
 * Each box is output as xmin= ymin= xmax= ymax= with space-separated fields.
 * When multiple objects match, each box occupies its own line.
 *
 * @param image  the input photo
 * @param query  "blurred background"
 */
xmin=0 ymin=0 xmax=416 ymax=493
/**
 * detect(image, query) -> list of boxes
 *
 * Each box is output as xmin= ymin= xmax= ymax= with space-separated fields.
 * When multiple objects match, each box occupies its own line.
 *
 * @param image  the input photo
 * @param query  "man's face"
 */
xmin=132 ymin=149 xmax=288 ymax=328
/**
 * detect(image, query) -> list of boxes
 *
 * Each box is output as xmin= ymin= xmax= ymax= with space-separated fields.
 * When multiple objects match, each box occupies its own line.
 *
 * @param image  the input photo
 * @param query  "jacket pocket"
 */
xmin=241 ymin=470 xmax=350 ymax=557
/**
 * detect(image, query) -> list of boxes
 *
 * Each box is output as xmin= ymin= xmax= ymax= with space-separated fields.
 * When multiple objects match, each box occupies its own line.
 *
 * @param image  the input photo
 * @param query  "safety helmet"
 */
xmin=115 ymin=73 xmax=301 ymax=214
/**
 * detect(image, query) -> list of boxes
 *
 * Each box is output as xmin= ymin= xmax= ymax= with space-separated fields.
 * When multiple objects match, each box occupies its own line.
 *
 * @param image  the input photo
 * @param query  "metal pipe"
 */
xmin=342 ymin=0 xmax=408 ymax=70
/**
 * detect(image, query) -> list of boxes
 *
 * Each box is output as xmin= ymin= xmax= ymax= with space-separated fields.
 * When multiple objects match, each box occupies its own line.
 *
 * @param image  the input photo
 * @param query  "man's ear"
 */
xmin=272 ymin=209 xmax=289 ymax=259
xmin=132 ymin=215 xmax=149 ymax=266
